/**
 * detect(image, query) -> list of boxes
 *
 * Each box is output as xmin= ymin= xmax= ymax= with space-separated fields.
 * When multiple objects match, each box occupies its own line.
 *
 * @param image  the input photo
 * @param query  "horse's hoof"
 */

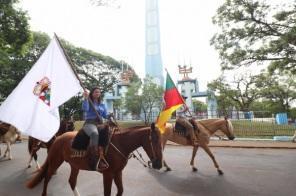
xmin=165 ymin=168 xmax=172 ymax=172
xmin=192 ymin=167 xmax=198 ymax=172
xmin=218 ymin=169 xmax=224 ymax=175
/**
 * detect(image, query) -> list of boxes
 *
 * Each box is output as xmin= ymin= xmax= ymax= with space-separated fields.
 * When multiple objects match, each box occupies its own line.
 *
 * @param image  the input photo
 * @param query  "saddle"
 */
xmin=71 ymin=124 xmax=110 ymax=150
xmin=174 ymin=119 xmax=199 ymax=139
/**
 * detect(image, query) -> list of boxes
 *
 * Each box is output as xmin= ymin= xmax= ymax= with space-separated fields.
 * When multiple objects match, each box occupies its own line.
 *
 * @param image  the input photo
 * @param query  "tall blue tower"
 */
xmin=145 ymin=0 xmax=164 ymax=86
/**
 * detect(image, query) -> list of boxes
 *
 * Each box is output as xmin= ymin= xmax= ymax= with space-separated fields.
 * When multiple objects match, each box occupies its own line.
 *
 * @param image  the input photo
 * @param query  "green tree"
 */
xmin=141 ymin=77 xmax=163 ymax=123
xmin=208 ymin=73 xmax=261 ymax=112
xmin=125 ymin=77 xmax=163 ymax=124
xmin=0 ymin=0 xmax=31 ymax=64
xmin=250 ymin=100 xmax=284 ymax=115
xmin=192 ymin=100 xmax=207 ymax=112
xmin=61 ymin=39 xmax=139 ymax=94
xmin=125 ymin=82 xmax=142 ymax=118
xmin=0 ymin=32 xmax=49 ymax=101
xmin=256 ymin=71 xmax=296 ymax=112
xmin=211 ymin=0 xmax=296 ymax=74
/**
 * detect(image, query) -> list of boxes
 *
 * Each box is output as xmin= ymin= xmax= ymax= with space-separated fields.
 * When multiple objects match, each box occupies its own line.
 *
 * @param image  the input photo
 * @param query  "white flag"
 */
xmin=0 ymin=36 xmax=83 ymax=142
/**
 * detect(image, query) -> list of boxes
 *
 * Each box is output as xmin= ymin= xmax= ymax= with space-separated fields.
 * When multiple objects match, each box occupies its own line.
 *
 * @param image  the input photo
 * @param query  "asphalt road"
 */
xmin=0 ymin=141 xmax=295 ymax=196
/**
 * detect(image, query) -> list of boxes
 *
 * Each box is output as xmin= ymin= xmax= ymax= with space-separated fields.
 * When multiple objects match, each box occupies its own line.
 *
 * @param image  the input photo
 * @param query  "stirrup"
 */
xmin=97 ymin=156 xmax=109 ymax=171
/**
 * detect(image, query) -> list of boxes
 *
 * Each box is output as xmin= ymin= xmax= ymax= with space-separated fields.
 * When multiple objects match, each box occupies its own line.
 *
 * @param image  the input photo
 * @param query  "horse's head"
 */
xmin=142 ymin=123 xmax=163 ymax=170
xmin=221 ymin=117 xmax=235 ymax=140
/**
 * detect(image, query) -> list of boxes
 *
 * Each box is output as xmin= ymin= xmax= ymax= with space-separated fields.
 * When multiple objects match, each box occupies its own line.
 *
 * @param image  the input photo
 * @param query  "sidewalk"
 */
xmin=167 ymin=139 xmax=296 ymax=149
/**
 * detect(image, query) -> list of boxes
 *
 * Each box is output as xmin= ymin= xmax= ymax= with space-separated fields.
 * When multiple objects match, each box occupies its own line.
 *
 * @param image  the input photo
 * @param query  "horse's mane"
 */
xmin=197 ymin=118 xmax=224 ymax=126
xmin=114 ymin=125 xmax=150 ymax=136
xmin=115 ymin=125 xmax=150 ymax=134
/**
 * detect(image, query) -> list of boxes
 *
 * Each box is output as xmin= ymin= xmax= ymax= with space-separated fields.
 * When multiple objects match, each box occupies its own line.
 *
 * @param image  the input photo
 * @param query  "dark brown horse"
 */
xmin=26 ymin=123 xmax=163 ymax=196
xmin=27 ymin=119 xmax=75 ymax=169
xmin=161 ymin=118 xmax=235 ymax=174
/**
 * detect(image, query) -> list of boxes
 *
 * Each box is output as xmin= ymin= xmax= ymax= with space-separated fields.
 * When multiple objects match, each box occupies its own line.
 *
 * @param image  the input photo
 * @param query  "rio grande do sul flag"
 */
xmin=156 ymin=72 xmax=184 ymax=134
xmin=0 ymin=36 xmax=82 ymax=142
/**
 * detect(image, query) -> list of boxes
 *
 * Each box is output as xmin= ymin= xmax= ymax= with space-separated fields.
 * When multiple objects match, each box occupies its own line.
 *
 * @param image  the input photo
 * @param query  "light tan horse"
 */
xmin=161 ymin=118 xmax=235 ymax=175
xmin=0 ymin=123 xmax=20 ymax=160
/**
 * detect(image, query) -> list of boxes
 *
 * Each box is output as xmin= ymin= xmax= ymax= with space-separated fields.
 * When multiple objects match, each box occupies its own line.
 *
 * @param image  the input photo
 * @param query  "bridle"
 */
xmin=109 ymin=127 xmax=158 ymax=168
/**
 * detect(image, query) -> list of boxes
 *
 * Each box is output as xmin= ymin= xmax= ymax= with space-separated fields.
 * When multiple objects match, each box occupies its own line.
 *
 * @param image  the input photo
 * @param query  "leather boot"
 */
xmin=89 ymin=146 xmax=98 ymax=171
xmin=97 ymin=146 xmax=109 ymax=171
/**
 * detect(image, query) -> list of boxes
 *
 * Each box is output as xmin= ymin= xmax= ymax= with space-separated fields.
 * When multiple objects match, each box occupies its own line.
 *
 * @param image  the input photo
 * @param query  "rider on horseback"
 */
xmin=82 ymin=87 xmax=109 ymax=171
xmin=176 ymin=96 xmax=198 ymax=146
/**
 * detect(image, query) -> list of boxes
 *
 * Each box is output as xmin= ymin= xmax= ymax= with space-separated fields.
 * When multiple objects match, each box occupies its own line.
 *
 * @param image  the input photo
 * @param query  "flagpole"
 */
xmin=54 ymin=33 xmax=103 ymax=121
xmin=164 ymin=68 xmax=194 ymax=118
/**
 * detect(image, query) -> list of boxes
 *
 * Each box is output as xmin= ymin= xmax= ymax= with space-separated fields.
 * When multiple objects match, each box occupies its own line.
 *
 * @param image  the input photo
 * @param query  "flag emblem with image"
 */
xmin=33 ymin=77 xmax=51 ymax=106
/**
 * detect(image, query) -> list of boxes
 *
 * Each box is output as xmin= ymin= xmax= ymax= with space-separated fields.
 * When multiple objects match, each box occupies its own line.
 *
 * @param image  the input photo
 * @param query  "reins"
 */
xmin=107 ymin=126 xmax=155 ymax=168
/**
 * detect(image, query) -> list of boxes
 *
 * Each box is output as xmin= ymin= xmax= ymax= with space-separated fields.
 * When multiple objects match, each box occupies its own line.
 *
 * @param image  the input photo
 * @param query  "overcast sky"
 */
xmin=19 ymin=0 xmax=224 ymax=91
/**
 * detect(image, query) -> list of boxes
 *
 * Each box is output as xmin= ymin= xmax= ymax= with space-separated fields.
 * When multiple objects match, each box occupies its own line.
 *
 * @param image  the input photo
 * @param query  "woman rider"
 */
xmin=82 ymin=87 xmax=109 ymax=171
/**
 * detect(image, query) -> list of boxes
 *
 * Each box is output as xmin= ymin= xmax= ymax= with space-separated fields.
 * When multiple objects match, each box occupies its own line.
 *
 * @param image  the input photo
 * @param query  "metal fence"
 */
xmin=116 ymin=110 xmax=296 ymax=137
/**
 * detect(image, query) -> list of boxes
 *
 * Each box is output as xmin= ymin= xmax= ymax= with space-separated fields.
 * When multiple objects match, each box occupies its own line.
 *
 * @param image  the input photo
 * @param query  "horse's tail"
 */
xmin=26 ymin=157 xmax=49 ymax=189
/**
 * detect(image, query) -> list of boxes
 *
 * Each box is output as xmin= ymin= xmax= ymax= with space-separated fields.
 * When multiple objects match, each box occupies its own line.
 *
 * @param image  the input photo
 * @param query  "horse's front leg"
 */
xmin=103 ymin=172 xmax=114 ymax=196
xmin=113 ymin=171 xmax=123 ymax=196
xmin=190 ymin=145 xmax=199 ymax=172
xmin=201 ymin=144 xmax=223 ymax=175
xmin=162 ymin=139 xmax=172 ymax=172
xmin=69 ymin=166 xmax=80 ymax=196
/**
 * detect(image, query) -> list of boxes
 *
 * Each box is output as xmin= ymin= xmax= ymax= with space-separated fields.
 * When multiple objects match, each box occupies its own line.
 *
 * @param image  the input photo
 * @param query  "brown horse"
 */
xmin=161 ymin=118 xmax=235 ymax=174
xmin=0 ymin=123 xmax=20 ymax=160
xmin=27 ymin=119 xmax=75 ymax=169
xmin=26 ymin=123 xmax=163 ymax=196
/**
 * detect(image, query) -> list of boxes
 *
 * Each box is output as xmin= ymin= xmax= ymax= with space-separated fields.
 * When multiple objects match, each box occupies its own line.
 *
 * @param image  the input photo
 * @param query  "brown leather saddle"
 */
xmin=174 ymin=119 xmax=199 ymax=138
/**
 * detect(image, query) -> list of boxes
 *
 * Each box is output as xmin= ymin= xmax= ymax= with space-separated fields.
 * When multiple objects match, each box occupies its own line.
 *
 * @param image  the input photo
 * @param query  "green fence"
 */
xmin=231 ymin=120 xmax=295 ymax=137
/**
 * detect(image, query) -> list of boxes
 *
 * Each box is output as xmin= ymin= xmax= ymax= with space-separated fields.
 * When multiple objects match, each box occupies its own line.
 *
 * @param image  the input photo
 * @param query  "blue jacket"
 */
xmin=82 ymin=99 xmax=107 ymax=120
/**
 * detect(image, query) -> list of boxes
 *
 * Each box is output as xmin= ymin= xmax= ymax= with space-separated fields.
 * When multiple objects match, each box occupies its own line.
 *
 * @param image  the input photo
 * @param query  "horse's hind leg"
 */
xmin=33 ymin=153 xmax=41 ymax=170
xmin=190 ymin=145 xmax=199 ymax=172
xmin=69 ymin=166 xmax=80 ymax=196
xmin=201 ymin=144 xmax=223 ymax=175
xmin=114 ymin=171 xmax=123 ymax=196
xmin=42 ymin=156 xmax=64 ymax=195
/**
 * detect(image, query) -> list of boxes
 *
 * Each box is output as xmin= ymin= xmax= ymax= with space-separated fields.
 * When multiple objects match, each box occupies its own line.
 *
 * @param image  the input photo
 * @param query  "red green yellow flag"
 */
xmin=156 ymin=72 xmax=184 ymax=134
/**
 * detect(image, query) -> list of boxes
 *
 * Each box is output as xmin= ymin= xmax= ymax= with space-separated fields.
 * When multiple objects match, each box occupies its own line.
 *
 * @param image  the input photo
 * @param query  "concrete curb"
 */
xmin=167 ymin=140 xmax=296 ymax=149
